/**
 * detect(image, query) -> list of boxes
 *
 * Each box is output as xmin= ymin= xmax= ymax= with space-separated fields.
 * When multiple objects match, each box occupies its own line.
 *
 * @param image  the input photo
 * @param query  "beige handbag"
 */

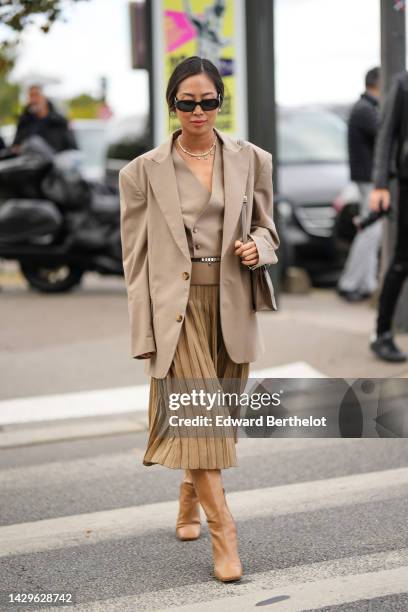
xmin=241 ymin=188 xmax=278 ymax=312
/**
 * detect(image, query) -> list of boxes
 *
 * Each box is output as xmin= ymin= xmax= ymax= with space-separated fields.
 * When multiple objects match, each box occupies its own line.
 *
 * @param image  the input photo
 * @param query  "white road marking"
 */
xmin=0 ymin=362 xmax=325 ymax=426
xmin=0 ymin=384 xmax=151 ymax=425
xmin=160 ymin=566 xmax=408 ymax=612
xmin=44 ymin=546 xmax=408 ymax=611
xmin=250 ymin=361 xmax=326 ymax=380
xmin=0 ymin=417 xmax=147 ymax=449
xmin=1 ymin=465 xmax=407 ymax=558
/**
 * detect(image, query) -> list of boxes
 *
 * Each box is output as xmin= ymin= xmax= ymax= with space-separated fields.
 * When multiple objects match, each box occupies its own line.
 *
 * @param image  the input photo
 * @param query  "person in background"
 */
xmin=369 ymin=70 xmax=408 ymax=363
xmin=12 ymin=84 xmax=77 ymax=153
xmin=337 ymin=67 xmax=382 ymax=302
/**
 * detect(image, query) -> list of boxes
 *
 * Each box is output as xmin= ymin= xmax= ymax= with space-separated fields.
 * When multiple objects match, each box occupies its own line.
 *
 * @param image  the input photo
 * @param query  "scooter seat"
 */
xmin=0 ymin=199 xmax=62 ymax=243
xmin=90 ymin=194 xmax=120 ymax=221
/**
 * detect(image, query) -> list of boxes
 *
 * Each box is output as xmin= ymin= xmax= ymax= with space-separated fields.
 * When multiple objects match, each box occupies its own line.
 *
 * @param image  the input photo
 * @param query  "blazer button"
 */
xmin=196 ymin=244 xmax=201 ymax=249
xmin=176 ymin=314 xmax=183 ymax=322
xmin=182 ymin=272 xmax=190 ymax=280
xmin=193 ymin=228 xmax=198 ymax=233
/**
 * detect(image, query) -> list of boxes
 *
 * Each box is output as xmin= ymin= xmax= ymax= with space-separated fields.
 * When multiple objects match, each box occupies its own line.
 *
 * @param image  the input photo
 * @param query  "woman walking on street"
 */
xmin=119 ymin=56 xmax=279 ymax=582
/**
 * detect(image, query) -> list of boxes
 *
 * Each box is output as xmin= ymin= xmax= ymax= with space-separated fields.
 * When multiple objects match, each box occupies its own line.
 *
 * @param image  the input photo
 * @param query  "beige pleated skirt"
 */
xmin=143 ymin=283 xmax=250 ymax=470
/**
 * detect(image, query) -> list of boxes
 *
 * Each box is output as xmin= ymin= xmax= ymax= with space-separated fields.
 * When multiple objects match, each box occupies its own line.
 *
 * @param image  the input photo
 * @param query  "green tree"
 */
xmin=68 ymin=93 xmax=103 ymax=120
xmin=0 ymin=1 xmax=87 ymax=123
xmin=0 ymin=44 xmax=20 ymax=124
xmin=0 ymin=1 xmax=88 ymax=42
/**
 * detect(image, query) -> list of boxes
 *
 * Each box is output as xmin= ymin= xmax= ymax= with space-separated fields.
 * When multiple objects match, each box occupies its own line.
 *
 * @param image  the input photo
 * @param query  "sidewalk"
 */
xmin=256 ymin=288 xmax=408 ymax=378
xmin=2 ymin=267 xmax=408 ymax=395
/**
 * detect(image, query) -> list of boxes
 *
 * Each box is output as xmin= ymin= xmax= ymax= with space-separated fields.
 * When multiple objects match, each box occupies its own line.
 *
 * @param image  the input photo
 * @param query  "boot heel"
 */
xmin=176 ymin=482 xmax=201 ymax=541
xmin=190 ymin=470 xmax=243 ymax=582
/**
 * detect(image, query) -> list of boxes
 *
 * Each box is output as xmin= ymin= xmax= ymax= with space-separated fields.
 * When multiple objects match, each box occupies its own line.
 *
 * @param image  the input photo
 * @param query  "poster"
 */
xmin=151 ymin=0 xmax=247 ymax=144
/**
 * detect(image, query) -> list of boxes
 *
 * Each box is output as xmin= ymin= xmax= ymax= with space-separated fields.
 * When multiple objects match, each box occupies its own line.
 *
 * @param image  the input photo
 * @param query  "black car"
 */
xmin=276 ymin=106 xmax=350 ymax=285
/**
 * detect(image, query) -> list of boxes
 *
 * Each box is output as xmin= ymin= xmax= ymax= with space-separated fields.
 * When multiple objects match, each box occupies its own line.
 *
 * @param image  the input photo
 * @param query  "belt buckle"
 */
xmin=192 ymin=256 xmax=220 ymax=264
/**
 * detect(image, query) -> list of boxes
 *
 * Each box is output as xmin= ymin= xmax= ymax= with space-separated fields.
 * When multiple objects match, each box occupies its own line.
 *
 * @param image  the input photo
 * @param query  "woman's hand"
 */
xmin=234 ymin=239 xmax=259 ymax=267
xmin=135 ymin=352 xmax=155 ymax=359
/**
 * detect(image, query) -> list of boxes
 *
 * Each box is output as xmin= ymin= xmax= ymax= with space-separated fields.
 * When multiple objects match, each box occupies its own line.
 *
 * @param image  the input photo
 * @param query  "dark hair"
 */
xmin=166 ymin=56 xmax=224 ymax=114
xmin=365 ymin=67 xmax=380 ymax=89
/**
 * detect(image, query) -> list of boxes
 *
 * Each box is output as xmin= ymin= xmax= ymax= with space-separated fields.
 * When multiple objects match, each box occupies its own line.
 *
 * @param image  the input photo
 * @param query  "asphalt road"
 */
xmin=1 ymin=427 xmax=408 ymax=611
xmin=2 ymin=269 xmax=408 ymax=610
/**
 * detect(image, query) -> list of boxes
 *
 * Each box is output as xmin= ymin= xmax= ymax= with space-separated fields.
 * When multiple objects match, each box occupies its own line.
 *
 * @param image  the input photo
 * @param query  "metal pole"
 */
xmin=145 ymin=0 xmax=154 ymax=151
xmin=245 ymin=0 xmax=278 ymax=193
xmin=379 ymin=0 xmax=406 ymax=329
xmin=245 ymin=0 xmax=282 ymax=299
xmin=380 ymin=0 xmax=406 ymax=90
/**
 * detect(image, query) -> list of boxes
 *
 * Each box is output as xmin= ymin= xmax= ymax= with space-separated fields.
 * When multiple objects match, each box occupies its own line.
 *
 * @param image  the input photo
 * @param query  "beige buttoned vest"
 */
xmin=171 ymin=135 xmax=224 ymax=258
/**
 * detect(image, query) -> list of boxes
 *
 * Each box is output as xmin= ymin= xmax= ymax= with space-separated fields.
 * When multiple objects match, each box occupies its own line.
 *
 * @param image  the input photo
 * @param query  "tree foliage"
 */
xmin=0 ymin=1 xmax=88 ymax=123
xmin=68 ymin=93 xmax=103 ymax=119
xmin=0 ymin=0 xmax=88 ymax=38
xmin=0 ymin=44 xmax=20 ymax=123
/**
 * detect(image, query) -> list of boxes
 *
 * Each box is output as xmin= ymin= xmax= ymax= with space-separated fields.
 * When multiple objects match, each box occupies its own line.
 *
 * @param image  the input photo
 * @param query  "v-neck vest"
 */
xmin=171 ymin=135 xmax=225 ymax=258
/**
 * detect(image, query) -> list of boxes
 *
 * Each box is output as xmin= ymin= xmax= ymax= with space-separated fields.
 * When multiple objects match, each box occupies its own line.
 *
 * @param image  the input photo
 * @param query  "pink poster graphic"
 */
xmin=165 ymin=10 xmax=197 ymax=52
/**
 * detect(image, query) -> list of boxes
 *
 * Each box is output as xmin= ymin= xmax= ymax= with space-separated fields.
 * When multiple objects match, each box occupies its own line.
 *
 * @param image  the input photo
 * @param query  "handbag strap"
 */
xmin=241 ymin=196 xmax=248 ymax=243
xmin=237 ymin=138 xmax=251 ymax=243
xmin=237 ymin=138 xmax=269 ymax=273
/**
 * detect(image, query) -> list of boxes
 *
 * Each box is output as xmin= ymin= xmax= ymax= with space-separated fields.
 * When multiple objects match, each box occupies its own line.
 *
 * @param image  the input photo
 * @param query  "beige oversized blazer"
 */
xmin=119 ymin=126 xmax=280 ymax=379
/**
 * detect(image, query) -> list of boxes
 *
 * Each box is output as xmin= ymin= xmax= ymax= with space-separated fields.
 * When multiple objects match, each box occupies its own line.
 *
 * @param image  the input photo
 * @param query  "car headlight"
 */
xmin=277 ymin=200 xmax=293 ymax=221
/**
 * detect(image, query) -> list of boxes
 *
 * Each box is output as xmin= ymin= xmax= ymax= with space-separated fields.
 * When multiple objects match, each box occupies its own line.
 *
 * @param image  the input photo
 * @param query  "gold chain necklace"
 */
xmin=177 ymin=136 xmax=216 ymax=160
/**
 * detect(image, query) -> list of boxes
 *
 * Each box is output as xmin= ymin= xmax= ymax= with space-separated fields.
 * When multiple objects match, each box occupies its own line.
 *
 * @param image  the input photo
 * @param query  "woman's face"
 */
xmin=174 ymin=73 xmax=220 ymax=138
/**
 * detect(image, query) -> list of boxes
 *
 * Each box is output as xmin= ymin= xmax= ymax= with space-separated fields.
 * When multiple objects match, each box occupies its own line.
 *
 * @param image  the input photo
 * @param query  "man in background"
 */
xmin=369 ymin=70 xmax=408 ymax=363
xmin=337 ymin=67 xmax=382 ymax=302
xmin=12 ymin=84 xmax=77 ymax=153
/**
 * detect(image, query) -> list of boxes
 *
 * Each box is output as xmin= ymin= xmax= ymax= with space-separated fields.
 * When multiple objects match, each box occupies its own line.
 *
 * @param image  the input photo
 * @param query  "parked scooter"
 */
xmin=0 ymin=136 xmax=123 ymax=292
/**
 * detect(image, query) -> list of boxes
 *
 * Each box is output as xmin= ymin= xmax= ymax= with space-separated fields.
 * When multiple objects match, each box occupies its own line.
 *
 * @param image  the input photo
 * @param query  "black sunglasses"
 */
xmin=174 ymin=94 xmax=221 ymax=112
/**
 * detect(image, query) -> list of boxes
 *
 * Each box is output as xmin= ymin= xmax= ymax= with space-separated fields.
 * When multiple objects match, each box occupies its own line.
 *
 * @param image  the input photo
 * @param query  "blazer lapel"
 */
xmin=143 ymin=129 xmax=189 ymax=260
xmin=220 ymin=140 xmax=251 ymax=257
xmin=144 ymin=127 xmax=251 ymax=261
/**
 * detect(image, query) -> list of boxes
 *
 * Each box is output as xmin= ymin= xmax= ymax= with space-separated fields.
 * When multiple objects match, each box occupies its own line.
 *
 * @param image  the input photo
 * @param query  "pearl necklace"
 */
xmin=177 ymin=136 xmax=216 ymax=160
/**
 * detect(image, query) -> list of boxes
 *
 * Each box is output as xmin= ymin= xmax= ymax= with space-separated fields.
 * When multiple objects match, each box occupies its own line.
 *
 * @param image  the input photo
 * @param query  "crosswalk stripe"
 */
xmin=0 ymin=385 xmax=151 ymax=426
xmin=45 ymin=548 xmax=408 ymax=612
xmin=159 ymin=566 xmax=408 ymax=612
xmin=1 ymin=465 xmax=407 ymax=558
xmin=0 ymin=417 xmax=147 ymax=449
xmin=0 ymin=362 xmax=325 ymax=426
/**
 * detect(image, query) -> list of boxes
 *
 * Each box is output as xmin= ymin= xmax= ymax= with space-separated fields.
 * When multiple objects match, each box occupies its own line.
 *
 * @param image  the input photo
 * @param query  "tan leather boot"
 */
xmin=190 ymin=469 xmax=242 ymax=582
xmin=175 ymin=481 xmax=201 ymax=541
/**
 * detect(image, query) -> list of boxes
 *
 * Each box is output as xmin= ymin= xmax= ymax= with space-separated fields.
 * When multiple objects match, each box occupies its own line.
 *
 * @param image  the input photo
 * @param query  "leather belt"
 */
xmin=191 ymin=256 xmax=221 ymax=262
xmin=190 ymin=260 xmax=220 ymax=285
